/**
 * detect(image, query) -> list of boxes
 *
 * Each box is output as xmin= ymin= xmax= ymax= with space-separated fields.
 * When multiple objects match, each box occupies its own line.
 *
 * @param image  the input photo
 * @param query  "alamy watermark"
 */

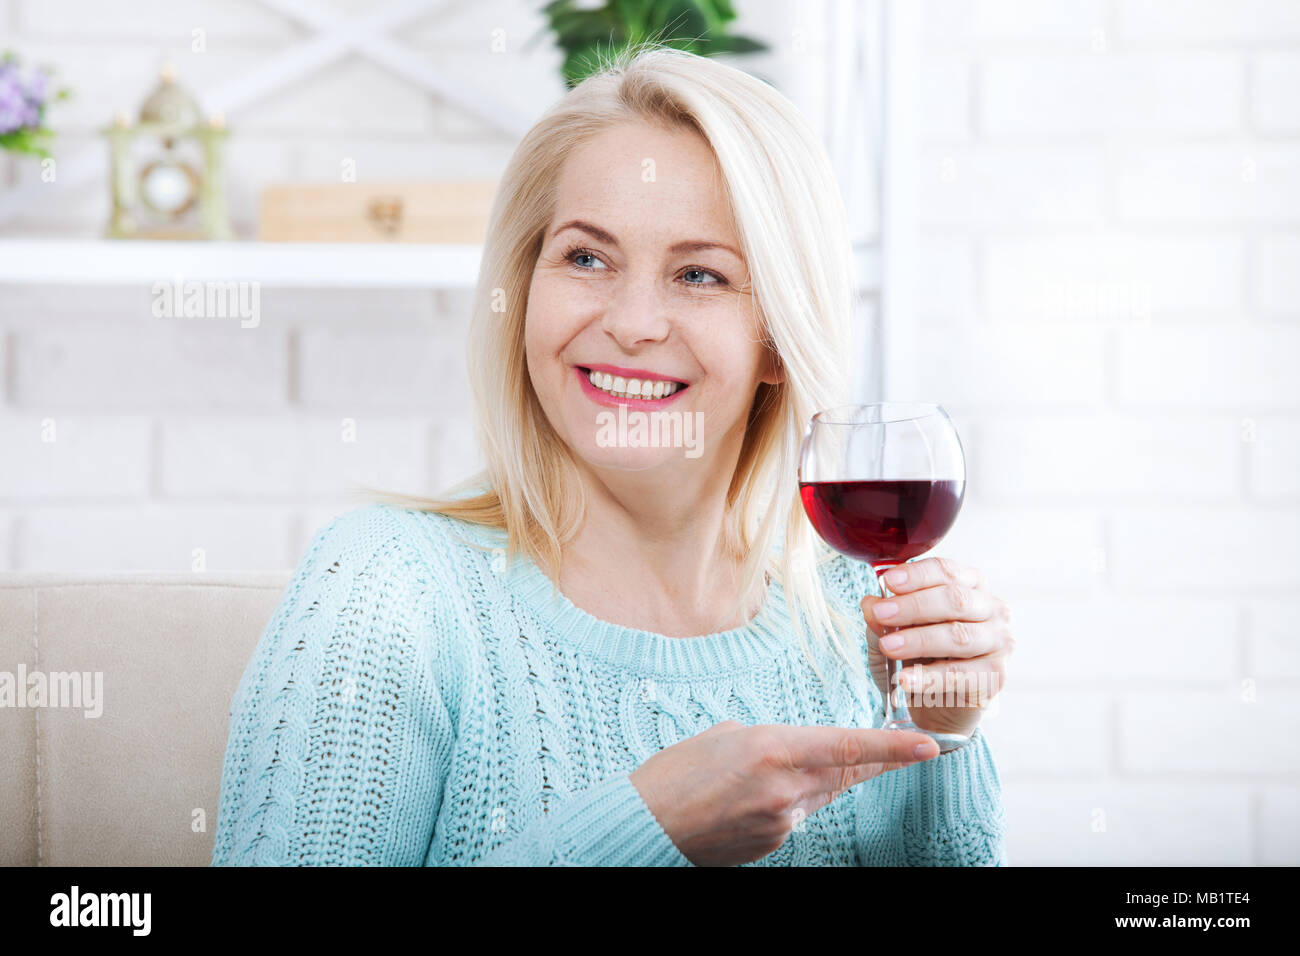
xmin=595 ymin=404 xmax=704 ymax=459
xmin=151 ymin=275 xmax=260 ymax=328
xmin=0 ymin=665 xmax=103 ymax=718
xmin=891 ymin=665 xmax=1003 ymax=713
xmin=50 ymin=886 xmax=150 ymax=936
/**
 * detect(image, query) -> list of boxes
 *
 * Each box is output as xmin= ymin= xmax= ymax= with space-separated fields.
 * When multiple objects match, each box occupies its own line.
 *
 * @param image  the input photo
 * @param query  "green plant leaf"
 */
xmin=649 ymin=1 xmax=708 ymax=48
xmin=539 ymin=0 xmax=765 ymax=86
xmin=703 ymin=33 xmax=767 ymax=54
xmin=563 ymin=42 xmax=626 ymax=87
xmin=612 ymin=0 xmax=657 ymax=36
xmin=0 ymin=126 xmax=54 ymax=159
xmin=689 ymin=0 xmax=736 ymax=31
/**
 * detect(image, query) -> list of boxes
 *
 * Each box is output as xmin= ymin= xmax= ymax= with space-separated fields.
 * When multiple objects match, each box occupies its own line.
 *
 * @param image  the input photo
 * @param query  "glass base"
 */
xmin=882 ymin=718 xmax=970 ymax=754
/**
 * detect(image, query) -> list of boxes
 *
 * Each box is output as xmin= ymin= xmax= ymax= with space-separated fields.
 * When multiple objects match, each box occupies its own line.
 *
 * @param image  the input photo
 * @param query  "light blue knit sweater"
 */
xmin=210 ymin=501 xmax=1008 ymax=866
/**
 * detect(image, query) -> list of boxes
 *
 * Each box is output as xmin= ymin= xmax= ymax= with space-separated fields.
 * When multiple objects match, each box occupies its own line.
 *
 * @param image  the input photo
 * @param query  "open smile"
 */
xmin=575 ymin=364 xmax=691 ymax=408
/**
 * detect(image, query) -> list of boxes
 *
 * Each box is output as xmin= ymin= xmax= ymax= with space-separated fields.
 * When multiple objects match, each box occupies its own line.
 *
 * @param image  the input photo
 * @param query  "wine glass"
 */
xmin=797 ymin=403 xmax=969 ymax=753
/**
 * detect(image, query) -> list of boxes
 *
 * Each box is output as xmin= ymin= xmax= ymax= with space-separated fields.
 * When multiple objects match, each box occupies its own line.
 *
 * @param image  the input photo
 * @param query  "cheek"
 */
xmin=699 ymin=306 xmax=768 ymax=388
xmin=524 ymin=275 xmax=584 ymax=357
xmin=523 ymin=278 xmax=564 ymax=382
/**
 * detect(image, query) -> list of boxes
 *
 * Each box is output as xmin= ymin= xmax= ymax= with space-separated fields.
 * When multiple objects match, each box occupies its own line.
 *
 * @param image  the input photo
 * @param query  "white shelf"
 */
xmin=0 ymin=239 xmax=482 ymax=288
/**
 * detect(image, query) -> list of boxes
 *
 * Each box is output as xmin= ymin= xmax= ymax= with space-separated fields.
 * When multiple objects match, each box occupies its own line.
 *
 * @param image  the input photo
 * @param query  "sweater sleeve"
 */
xmin=211 ymin=504 xmax=461 ymax=866
xmin=469 ymin=773 xmax=695 ymax=867
xmin=854 ymin=727 xmax=1009 ymax=866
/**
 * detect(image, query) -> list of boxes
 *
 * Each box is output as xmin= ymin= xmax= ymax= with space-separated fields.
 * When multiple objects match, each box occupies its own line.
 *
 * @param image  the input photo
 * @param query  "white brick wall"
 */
xmin=18 ymin=504 xmax=297 ymax=570
xmin=0 ymin=511 xmax=13 ymax=571
xmin=1259 ymin=789 xmax=1300 ymax=864
xmin=0 ymin=285 xmax=485 ymax=569
xmin=1116 ymin=326 xmax=1300 ymax=408
xmin=1119 ymin=688 xmax=1300 ymax=773
xmin=19 ymin=0 xmax=298 ymax=39
xmin=915 ymin=0 xmax=1300 ymax=864
xmin=982 ymin=54 xmax=1240 ymax=135
xmin=913 ymin=324 xmax=1109 ymax=407
xmin=157 ymin=417 xmax=431 ymax=496
xmin=1004 ymin=597 xmax=1235 ymax=681
xmin=1253 ymin=55 xmax=1300 ymax=133
xmin=1003 ymin=781 xmax=1253 ymax=866
xmin=1251 ymin=601 xmax=1300 ymax=677
xmin=981 ymin=689 xmax=1113 ymax=776
xmin=1117 ymin=145 xmax=1300 ymax=223
xmin=975 ymin=415 xmax=1239 ymax=500
xmin=984 ymin=235 xmax=1244 ymax=318
xmin=918 ymin=145 xmax=1107 ymax=226
xmin=0 ymin=415 xmax=152 ymax=497
xmin=14 ymin=325 xmax=290 ymax=409
xmin=1257 ymin=236 xmax=1300 ymax=314
xmin=1114 ymin=0 xmax=1300 ymax=43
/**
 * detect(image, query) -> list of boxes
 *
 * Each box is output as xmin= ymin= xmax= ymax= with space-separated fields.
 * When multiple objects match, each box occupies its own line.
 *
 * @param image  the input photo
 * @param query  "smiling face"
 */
xmin=524 ymin=119 xmax=781 ymax=477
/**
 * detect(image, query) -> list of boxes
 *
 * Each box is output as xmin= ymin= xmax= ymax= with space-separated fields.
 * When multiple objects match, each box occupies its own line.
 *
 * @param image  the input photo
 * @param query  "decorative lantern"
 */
xmin=103 ymin=63 xmax=231 ymax=239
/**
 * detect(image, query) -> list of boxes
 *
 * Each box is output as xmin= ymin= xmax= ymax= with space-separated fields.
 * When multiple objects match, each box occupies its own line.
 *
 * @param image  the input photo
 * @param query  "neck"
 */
xmin=558 ymin=459 xmax=765 ymax=638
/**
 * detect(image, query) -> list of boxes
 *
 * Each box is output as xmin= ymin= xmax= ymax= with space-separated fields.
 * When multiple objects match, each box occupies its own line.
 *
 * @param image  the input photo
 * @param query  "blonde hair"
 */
xmin=367 ymin=43 xmax=867 ymax=688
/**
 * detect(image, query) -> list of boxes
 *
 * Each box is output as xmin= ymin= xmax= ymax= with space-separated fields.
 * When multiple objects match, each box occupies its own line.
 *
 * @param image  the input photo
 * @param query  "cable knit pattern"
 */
xmin=211 ymin=501 xmax=1008 ymax=866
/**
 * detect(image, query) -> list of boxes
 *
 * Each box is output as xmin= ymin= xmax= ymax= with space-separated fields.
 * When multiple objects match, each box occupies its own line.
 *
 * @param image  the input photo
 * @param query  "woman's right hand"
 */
xmin=628 ymin=720 xmax=940 ymax=867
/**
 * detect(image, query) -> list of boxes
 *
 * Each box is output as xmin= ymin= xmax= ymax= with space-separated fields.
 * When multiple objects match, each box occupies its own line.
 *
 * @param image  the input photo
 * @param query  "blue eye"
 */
xmin=561 ymin=244 xmax=727 ymax=288
xmin=563 ymin=246 xmax=603 ymax=269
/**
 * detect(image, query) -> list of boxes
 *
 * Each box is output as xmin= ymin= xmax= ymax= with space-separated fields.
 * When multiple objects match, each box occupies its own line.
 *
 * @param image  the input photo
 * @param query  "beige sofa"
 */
xmin=0 ymin=572 xmax=291 ymax=866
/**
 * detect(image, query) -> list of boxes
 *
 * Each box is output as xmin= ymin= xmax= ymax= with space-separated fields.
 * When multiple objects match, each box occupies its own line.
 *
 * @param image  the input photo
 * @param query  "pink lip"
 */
xmin=574 ymin=365 xmax=690 ymax=410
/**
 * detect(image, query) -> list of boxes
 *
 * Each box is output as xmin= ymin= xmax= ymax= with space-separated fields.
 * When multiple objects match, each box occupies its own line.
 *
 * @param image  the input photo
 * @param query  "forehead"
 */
xmin=552 ymin=121 xmax=738 ymax=239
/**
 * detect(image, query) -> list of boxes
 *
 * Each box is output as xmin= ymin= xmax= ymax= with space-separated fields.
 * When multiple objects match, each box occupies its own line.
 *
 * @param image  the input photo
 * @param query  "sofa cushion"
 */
xmin=0 ymin=572 xmax=290 ymax=866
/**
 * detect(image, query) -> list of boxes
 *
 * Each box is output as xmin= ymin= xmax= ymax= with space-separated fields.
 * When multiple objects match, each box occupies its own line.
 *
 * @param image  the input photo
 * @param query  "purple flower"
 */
xmin=0 ymin=58 xmax=53 ymax=135
xmin=0 ymin=55 xmax=60 ymax=148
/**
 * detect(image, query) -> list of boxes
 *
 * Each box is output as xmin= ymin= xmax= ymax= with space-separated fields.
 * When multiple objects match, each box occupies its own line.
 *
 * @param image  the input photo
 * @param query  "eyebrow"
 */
xmin=551 ymin=219 xmax=743 ymax=261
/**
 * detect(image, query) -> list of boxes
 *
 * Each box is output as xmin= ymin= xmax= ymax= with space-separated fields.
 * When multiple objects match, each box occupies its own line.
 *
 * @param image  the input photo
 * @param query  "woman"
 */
xmin=211 ymin=44 xmax=1014 ymax=867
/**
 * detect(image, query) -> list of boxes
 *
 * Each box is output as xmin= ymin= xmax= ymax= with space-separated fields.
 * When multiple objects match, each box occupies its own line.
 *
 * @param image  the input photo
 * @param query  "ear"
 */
xmin=759 ymin=347 xmax=785 ymax=387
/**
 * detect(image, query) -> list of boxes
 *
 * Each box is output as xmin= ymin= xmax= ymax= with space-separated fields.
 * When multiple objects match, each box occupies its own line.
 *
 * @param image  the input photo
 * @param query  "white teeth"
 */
xmin=584 ymin=369 xmax=682 ymax=400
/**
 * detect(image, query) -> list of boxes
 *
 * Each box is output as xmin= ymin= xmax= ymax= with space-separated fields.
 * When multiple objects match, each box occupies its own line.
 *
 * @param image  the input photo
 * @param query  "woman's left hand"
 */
xmin=859 ymin=557 xmax=1014 ymax=740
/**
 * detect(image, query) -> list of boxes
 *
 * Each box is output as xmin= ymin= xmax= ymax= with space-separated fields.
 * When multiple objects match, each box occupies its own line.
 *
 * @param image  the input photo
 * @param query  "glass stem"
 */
xmin=877 ymin=564 xmax=914 ymax=728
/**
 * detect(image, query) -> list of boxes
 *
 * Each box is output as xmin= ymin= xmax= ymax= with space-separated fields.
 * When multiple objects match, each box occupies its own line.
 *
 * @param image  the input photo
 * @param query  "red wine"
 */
xmin=799 ymin=479 xmax=964 ymax=567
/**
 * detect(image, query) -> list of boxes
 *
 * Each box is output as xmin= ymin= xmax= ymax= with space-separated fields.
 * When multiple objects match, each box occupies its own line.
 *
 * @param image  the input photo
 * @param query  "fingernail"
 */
xmin=880 ymin=634 xmax=904 ymax=651
xmin=914 ymin=742 xmax=937 ymax=758
xmin=875 ymin=601 xmax=898 ymax=620
xmin=885 ymin=569 xmax=907 ymax=587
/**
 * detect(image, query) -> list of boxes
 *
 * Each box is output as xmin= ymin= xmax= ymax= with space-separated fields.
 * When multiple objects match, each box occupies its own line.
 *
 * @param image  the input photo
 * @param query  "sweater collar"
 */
xmin=433 ymin=487 xmax=795 ymax=676
xmin=503 ymin=549 xmax=792 ymax=677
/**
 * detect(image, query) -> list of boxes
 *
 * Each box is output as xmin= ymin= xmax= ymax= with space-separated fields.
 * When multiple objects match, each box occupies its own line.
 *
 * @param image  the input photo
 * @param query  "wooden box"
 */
xmin=258 ymin=180 xmax=497 ymax=242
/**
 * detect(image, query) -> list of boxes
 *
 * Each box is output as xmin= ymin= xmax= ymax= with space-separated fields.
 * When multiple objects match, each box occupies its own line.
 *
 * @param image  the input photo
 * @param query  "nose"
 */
xmin=599 ymin=273 xmax=672 ymax=350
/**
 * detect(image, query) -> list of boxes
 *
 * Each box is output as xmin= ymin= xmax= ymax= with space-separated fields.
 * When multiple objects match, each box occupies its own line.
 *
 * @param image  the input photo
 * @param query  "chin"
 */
xmin=570 ymin=437 xmax=689 ymax=473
